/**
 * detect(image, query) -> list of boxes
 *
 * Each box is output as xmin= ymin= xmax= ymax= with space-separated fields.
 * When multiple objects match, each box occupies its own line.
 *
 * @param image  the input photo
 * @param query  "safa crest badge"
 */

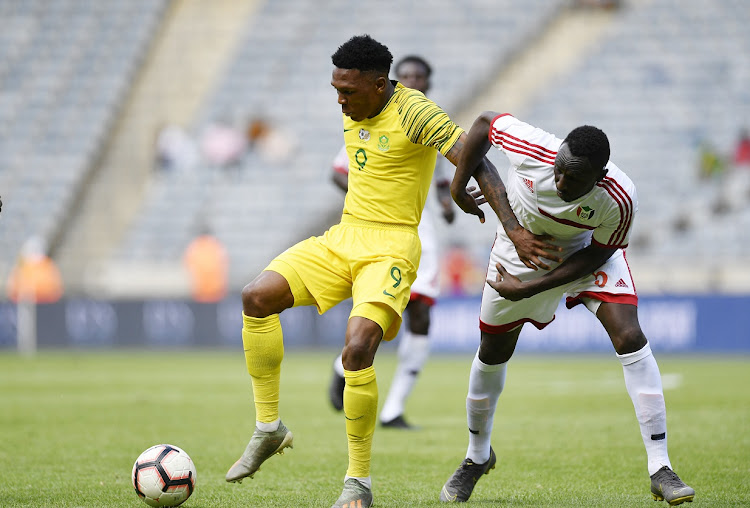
xmin=378 ymin=133 xmax=390 ymax=152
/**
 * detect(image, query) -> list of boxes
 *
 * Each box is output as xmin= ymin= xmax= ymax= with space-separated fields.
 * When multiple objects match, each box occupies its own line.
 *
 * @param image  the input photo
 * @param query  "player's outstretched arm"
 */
xmin=451 ymin=112 xmax=563 ymax=269
xmin=445 ymin=116 xmax=492 ymax=223
xmin=487 ymin=243 xmax=617 ymax=300
xmin=449 ymin=112 xmax=523 ymax=231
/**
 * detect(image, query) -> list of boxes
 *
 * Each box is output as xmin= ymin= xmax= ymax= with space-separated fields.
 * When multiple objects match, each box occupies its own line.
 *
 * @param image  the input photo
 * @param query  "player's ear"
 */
xmin=375 ymin=74 xmax=389 ymax=93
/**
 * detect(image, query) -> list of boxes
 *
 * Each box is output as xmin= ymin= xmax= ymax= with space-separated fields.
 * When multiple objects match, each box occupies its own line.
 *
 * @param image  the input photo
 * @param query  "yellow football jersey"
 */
xmin=341 ymin=82 xmax=463 ymax=227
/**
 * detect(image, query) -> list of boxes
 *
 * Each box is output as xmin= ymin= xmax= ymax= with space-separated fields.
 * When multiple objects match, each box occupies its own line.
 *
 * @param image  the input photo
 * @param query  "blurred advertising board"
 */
xmin=0 ymin=295 xmax=747 ymax=352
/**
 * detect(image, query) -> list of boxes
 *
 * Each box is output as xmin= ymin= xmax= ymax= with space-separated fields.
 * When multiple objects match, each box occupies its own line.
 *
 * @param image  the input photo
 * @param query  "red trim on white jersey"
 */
xmin=596 ymin=176 xmax=634 ymax=247
xmin=490 ymin=113 xmax=513 ymax=125
xmin=490 ymin=130 xmax=557 ymax=165
xmin=489 ymin=114 xmax=557 ymax=165
xmin=489 ymin=113 xmax=637 ymax=254
xmin=538 ymin=207 xmax=596 ymax=230
xmin=606 ymin=176 xmax=634 ymax=245
xmin=591 ymin=238 xmax=628 ymax=249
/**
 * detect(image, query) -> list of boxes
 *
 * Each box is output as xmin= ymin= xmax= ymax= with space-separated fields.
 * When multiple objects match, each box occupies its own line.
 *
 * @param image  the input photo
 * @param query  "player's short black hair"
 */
xmin=331 ymin=34 xmax=393 ymax=74
xmin=394 ymin=55 xmax=432 ymax=79
xmin=564 ymin=125 xmax=610 ymax=171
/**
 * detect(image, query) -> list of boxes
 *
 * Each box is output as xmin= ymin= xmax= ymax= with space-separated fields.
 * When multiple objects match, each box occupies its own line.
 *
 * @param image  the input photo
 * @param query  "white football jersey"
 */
xmin=490 ymin=114 xmax=638 ymax=257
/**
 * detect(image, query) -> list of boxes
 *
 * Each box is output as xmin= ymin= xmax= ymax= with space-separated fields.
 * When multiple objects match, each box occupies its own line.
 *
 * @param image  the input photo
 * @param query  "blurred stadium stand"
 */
xmin=444 ymin=0 xmax=750 ymax=294
xmin=0 ymin=0 xmax=167 ymax=293
xmin=108 ymin=0 xmax=567 ymax=297
xmin=522 ymin=0 xmax=750 ymax=293
xmin=1 ymin=0 xmax=749 ymax=299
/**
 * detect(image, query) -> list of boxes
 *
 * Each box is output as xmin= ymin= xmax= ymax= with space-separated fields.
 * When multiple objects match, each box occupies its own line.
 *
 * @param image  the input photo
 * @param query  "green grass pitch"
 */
xmin=0 ymin=350 xmax=748 ymax=507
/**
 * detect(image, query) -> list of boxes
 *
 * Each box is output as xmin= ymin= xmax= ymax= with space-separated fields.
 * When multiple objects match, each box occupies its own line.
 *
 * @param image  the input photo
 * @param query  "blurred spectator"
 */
xmin=697 ymin=139 xmax=727 ymax=180
xmin=154 ymin=124 xmax=200 ymax=174
xmin=732 ymin=128 xmax=750 ymax=168
xmin=200 ymin=118 xmax=247 ymax=172
xmin=246 ymin=117 xmax=271 ymax=148
xmin=183 ymin=227 xmax=229 ymax=303
xmin=245 ymin=115 xmax=294 ymax=165
xmin=441 ymin=243 xmax=483 ymax=296
xmin=7 ymin=236 xmax=63 ymax=303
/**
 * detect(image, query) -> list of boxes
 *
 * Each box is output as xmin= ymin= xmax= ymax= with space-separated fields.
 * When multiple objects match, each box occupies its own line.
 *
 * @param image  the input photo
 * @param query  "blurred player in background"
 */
xmin=225 ymin=35 xmax=497 ymax=508
xmin=327 ymin=55 xmax=456 ymax=430
xmin=439 ymin=111 xmax=694 ymax=506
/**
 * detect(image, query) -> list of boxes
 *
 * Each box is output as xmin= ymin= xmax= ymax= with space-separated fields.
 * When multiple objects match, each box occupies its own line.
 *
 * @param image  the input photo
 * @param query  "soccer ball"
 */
xmin=132 ymin=444 xmax=196 ymax=507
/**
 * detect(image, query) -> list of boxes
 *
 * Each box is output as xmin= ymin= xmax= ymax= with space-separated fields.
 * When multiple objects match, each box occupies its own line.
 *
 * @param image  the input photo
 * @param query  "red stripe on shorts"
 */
xmin=479 ymin=316 xmax=554 ymax=334
xmin=565 ymin=291 xmax=638 ymax=309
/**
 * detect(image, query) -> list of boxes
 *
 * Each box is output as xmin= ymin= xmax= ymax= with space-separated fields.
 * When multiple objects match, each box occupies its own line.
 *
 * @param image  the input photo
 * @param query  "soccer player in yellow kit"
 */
xmin=225 ymin=34 xmax=494 ymax=508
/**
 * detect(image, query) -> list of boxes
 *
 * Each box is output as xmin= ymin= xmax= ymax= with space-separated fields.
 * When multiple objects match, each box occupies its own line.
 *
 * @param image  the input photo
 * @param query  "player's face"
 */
xmin=331 ymin=68 xmax=387 ymax=122
xmin=553 ymin=143 xmax=602 ymax=202
xmin=396 ymin=61 xmax=429 ymax=94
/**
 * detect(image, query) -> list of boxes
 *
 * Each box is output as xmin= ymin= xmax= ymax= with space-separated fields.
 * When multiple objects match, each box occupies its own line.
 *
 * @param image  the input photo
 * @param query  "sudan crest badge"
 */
xmin=576 ymin=205 xmax=595 ymax=220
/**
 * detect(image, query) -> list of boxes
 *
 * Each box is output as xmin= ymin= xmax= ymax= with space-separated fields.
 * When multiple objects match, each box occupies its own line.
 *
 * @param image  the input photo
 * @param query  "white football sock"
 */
xmin=465 ymin=351 xmax=507 ymax=464
xmin=618 ymin=343 xmax=672 ymax=476
xmin=380 ymin=332 xmax=430 ymax=422
xmin=333 ymin=353 xmax=345 ymax=377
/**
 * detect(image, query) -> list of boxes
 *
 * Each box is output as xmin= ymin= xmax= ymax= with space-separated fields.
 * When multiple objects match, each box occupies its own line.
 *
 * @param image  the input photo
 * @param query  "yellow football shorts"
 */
xmin=265 ymin=216 xmax=420 ymax=341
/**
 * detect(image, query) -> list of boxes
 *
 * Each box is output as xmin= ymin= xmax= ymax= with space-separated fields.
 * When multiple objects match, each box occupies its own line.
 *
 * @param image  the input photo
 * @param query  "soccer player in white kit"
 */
xmin=440 ymin=112 xmax=695 ymax=505
xmin=328 ymin=55 xmax=456 ymax=429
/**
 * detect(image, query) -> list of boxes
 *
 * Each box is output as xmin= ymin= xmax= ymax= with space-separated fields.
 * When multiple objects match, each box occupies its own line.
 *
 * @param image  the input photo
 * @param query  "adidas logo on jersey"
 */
xmin=522 ymin=178 xmax=534 ymax=193
xmin=615 ymin=278 xmax=628 ymax=288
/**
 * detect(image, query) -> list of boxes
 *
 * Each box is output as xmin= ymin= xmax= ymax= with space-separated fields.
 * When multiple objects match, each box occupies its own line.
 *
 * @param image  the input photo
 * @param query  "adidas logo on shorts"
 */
xmin=615 ymin=278 xmax=628 ymax=288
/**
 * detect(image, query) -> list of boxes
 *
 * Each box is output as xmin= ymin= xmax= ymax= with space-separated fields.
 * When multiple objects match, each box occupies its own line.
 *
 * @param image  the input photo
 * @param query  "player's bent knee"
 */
xmin=342 ymin=315 xmax=386 ymax=370
xmin=241 ymin=283 xmax=269 ymax=317
xmin=479 ymin=330 xmax=520 ymax=364
xmin=241 ymin=272 xmax=294 ymax=318
xmin=341 ymin=342 xmax=373 ymax=371
xmin=611 ymin=326 xmax=647 ymax=355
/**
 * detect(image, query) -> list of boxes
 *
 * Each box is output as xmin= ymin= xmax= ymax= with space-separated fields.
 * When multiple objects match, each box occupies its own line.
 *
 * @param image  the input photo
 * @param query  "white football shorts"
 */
xmin=479 ymin=230 xmax=637 ymax=334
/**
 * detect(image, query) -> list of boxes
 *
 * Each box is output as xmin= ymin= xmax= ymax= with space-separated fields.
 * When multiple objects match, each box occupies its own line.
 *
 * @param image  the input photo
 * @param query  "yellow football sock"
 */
xmin=242 ymin=313 xmax=284 ymax=424
xmin=343 ymin=365 xmax=378 ymax=478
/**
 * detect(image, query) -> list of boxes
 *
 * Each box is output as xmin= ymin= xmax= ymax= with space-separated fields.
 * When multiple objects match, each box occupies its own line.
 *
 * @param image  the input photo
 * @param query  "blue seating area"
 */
xmin=0 ymin=0 xmax=167 ymax=282
xmin=117 ymin=0 xmax=568 ymax=283
xmin=522 ymin=0 xmax=750 ymax=263
xmin=4 ymin=0 xmax=749 ymax=295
